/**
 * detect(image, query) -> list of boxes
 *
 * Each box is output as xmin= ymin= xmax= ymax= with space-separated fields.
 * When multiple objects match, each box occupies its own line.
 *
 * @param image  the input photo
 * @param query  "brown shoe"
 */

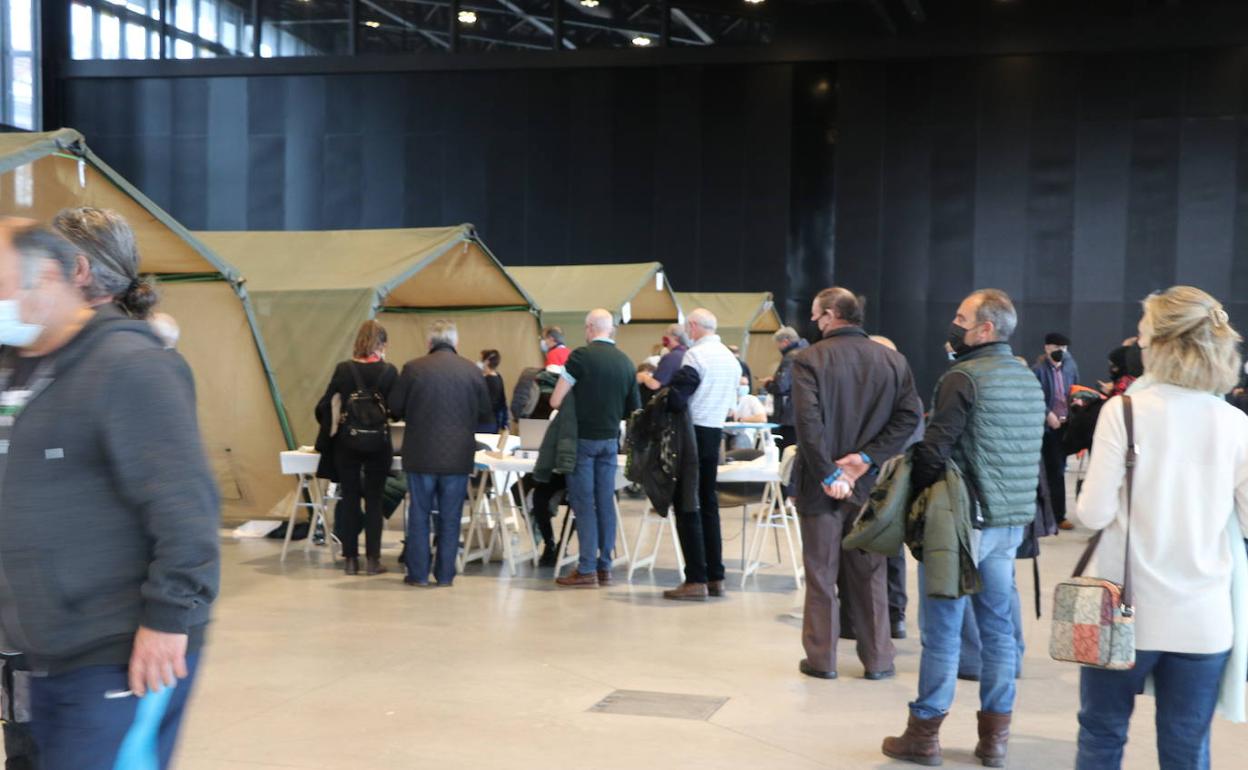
xmin=597 ymin=570 xmax=613 ymax=586
xmin=708 ymin=580 xmax=725 ymax=597
xmin=882 ymin=713 xmax=945 ymax=766
xmin=344 ymin=557 xmax=360 ymax=576
xmin=365 ymin=556 xmax=388 ymax=576
xmin=663 ymin=582 xmax=709 ymax=601
xmin=555 ymin=569 xmax=599 ymax=588
xmin=1059 ymin=520 xmax=1075 ymax=531
xmin=974 ymin=711 xmax=1011 ymax=767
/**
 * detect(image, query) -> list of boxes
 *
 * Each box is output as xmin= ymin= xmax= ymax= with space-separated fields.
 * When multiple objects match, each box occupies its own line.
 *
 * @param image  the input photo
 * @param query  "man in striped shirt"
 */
xmin=663 ymin=308 xmax=743 ymax=601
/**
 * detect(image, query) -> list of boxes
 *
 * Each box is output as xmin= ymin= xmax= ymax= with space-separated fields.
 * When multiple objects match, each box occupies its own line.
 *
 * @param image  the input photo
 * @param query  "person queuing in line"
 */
xmin=663 ymin=308 xmax=744 ymax=601
xmin=390 ymin=320 xmax=492 ymax=587
xmin=728 ymin=343 xmax=753 ymax=389
xmin=635 ymin=361 xmax=658 ymax=407
xmin=883 ymin=289 xmax=1044 ymax=768
xmin=1033 ymin=332 xmax=1079 ymax=530
xmin=791 ymin=288 xmax=922 ymax=681
xmin=727 ymin=380 xmax=768 ymax=450
xmin=479 ymin=349 xmax=509 ymax=434
xmin=540 ymin=326 xmax=570 ymax=368
xmin=552 ymin=309 xmax=641 ymax=588
xmin=315 ymin=320 xmax=398 ymax=576
xmin=762 ymin=325 xmax=809 ymax=454
xmin=0 ymin=222 xmax=219 ymax=769
xmin=838 ymin=334 xmax=922 ymax=643
xmin=1073 ymin=287 xmax=1248 ymax=770
xmin=637 ymin=322 xmax=690 ymax=393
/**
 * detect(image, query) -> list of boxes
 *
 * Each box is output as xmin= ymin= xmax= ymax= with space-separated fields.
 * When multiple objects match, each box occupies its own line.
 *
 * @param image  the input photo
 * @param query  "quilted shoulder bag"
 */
xmin=1049 ymin=395 xmax=1136 ymax=670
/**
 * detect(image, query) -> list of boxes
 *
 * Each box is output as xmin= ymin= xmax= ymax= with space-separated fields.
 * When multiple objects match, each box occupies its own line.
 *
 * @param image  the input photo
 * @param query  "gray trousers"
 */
xmin=798 ymin=500 xmax=896 ymax=674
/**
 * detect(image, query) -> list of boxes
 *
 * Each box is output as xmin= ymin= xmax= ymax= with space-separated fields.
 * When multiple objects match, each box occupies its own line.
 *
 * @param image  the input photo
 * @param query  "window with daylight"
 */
xmin=70 ymin=0 xmax=256 ymax=60
xmin=0 ymin=0 xmax=38 ymax=129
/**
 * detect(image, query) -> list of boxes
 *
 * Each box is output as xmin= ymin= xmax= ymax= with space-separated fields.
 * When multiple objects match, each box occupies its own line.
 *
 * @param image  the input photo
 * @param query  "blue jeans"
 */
xmin=911 ymin=525 xmax=1024 ymax=720
xmin=28 ymin=654 xmax=201 ymax=770
xmin=567 ymin=438 xmax=619 ymax=574
xmin=957 ymin=578 xmax=1024 ymax=679
xmin=407 ymin=473 xmax=470 ymax=585
xmin=1077 ymin=649 xmax=1229 ymax=770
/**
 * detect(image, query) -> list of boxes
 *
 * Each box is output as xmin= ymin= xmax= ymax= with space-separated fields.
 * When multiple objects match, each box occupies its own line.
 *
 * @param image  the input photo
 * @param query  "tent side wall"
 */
xmin=747 ymin=332 xmax=782 ymax=389
xmin=378 ymin=309 xmax=543 ymax=410
xmin=161 ymin=282 xmax=292 ymax=519
xmin=614 ymin=322 xmax=669 ymax=364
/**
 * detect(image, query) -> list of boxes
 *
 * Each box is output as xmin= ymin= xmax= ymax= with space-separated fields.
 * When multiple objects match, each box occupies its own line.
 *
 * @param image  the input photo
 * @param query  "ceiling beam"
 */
xmin=671 ymin=8 xmax=714 ymax=44
xmin=360 ymin=0 xmax=450 ymax=49
xmin=866 ymin=0 xmax=897 ymax=36
xmin=495 ymin=0 xmax=577 ymax=49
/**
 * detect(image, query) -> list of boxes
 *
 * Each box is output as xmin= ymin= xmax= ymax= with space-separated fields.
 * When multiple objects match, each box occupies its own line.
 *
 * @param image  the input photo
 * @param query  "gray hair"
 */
xmin=970 ymin=289 xmax=1018 ymax=341
xmin=427 ymin=319 xmax=459 ymax=349
xmin=665 ymin=322 xmax=691 ymax=347
xmin=773 ymin=326 xmax=800 ymax=345
xmin=13 ymin=225 xmax=79 ymax=288
xmin=686 ymin=308 xmax=718 ymax=333
xmin=52 ymin=207 xmax=157 ymax=319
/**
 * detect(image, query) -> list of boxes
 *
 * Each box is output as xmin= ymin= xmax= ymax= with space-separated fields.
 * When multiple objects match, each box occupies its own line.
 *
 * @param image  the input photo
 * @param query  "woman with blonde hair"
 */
xmin=1074 ymin=286 xmax=1248 ymax=769
xmin=315 ymin=320 xmax=398 ymax=576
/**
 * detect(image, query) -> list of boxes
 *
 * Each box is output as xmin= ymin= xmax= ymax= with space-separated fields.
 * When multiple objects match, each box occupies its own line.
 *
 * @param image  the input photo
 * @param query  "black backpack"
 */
xmin=340 ymin=363 xmax=391 ymax=454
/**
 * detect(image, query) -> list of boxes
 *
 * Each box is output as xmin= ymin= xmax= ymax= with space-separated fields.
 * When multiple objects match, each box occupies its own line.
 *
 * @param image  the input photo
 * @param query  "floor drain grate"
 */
xmin=588 ymin=689 xmax=729 ymax=721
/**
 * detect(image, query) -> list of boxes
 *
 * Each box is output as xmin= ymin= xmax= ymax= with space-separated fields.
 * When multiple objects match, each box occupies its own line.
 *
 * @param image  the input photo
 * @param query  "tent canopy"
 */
xmin=198 ymin=226 xmax=541 ymax=443
xmin=0 ymin=128 xmax=291 ymax=519
xmin=510 ymin=263 xmax=680 ymax=362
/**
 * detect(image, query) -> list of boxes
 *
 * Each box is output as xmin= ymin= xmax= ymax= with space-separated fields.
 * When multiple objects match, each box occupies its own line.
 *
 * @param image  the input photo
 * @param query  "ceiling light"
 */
xmin=631 ymin=35 xmax=652 ymax=47
xmin=364 ymin=20 xmax=380 ymax=28
xmin=458 ymin=10 xmax=477 ymax=24
xmin=581 ymin=0 xmax=600 ymax=6
xmin=744 ymin=0 xmax=765 ymax=4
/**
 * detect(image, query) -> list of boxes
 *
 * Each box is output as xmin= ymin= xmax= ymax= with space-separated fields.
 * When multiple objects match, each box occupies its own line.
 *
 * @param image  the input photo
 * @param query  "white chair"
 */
xmin=553 ymin=492 xmax=632 ymax=576
xmin=280 ymin=475 xmax=338 ymax=563
xmin=627 ymin=506 xmax=685 ymax=582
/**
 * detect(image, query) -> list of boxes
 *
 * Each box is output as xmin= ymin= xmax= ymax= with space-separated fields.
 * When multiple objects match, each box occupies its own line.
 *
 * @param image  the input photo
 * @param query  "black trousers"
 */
xmin=1042 ymin=427 xmax=1068 ymax=523
xmin=675 ymin=426 xmax=725 ymax=584
xmin=334 ymin=445 xmax=391 ymax=558
xmin=529 ymin=475 xmax=567 ymax=549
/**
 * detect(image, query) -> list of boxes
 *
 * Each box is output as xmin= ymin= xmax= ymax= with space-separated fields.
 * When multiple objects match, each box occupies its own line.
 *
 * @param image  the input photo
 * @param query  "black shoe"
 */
xmin=799 ymin=659 xmax=837 ymax=680
xmin=957 ymin=672 xmax=981 ymax=682
xmin=839 ymin=628 xmax=857 ymax=641
xmin=539 ymin=544 xmax=558 ymax=568
xmin=403 ymin=577 xmax=429 ymax=587
xmin=864 ymin=665 xmax=896 ymax=681
xmin=891 ymin=620 xmax=907 ymax=640
xmin=343 ymin=557 xmax=360 ymax=576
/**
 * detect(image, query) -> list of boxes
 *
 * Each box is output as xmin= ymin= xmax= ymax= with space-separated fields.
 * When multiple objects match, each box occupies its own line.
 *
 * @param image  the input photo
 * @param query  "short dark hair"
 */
xmin=814 ymin=287 xmax=866 ymax=326
xmin=637 ymin=362 xmax=656 ymax=374
xmin=481 ymin=349 xmax=501 ymax=369
xmin=542 ymin=326 xmax=564 ymax=345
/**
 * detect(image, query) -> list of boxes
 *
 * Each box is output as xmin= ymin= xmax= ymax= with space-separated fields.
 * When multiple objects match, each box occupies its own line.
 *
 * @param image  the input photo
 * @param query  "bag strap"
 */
xmin=1069 ymin=396 xmax=1135 ymax=614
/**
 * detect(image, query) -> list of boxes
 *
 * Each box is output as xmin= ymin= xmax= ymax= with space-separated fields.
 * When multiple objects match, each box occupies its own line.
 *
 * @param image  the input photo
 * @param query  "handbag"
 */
xmin=1049 ymin=395 xmax=1136 ymax=670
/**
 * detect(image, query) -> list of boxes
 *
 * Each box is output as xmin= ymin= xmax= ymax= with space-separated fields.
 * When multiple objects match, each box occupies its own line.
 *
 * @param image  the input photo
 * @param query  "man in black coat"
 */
xmin=390 ymin=319 xmax=492 ymax=587
xmin=791 ymin=287 xmax=923 ymax=682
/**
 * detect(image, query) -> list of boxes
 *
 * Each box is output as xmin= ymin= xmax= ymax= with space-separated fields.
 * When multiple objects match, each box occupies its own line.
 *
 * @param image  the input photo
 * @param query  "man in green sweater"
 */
xmin=551 ymin=309 xmax=641 ymax=588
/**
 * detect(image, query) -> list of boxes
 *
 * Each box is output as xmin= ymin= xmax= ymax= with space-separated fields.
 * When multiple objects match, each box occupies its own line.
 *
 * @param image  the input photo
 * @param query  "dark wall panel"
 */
xmin=63 ymin=64 xmax=793 ymax=313
xmin=834 ymin=50 xmax=1248 ymax=395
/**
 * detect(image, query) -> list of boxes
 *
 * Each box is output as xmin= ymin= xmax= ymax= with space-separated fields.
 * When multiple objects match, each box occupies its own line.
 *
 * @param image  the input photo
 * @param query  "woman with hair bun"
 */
xmin=1074 ymin=286 xmax=1248 ymax=769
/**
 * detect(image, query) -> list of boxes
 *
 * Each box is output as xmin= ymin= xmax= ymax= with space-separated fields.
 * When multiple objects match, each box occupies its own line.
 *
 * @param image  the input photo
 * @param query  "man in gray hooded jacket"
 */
xmin=0 ymin=221 xmax=219 ymax=770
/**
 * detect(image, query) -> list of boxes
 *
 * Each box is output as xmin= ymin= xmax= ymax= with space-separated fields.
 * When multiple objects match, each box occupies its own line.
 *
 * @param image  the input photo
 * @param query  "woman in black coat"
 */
xmin=315 ymin=320 xmax=398 ymax=576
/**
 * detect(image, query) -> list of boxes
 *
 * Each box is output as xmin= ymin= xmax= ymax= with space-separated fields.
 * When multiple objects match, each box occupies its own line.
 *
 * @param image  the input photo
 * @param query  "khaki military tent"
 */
xmin=509 ymin=263 xmax=681 ymax=364
xmin=0 ymin=129 xmax=293 ymax=519
xmin=676 ymin=292 xmax=784 ymax=386
xmin=197 ymin=226 xmax=541 ymax=444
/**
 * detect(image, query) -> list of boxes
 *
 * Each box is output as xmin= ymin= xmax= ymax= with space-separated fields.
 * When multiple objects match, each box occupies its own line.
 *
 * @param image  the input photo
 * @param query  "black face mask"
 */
xmin=947 ymin=323 xmax=971 ymax=357
xmin=1050 ymin=349 xmax=1065 ymax=363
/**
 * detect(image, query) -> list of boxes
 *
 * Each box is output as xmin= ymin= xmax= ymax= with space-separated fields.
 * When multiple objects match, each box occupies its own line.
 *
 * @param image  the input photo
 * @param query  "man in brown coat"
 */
xmin=792 ymin=287 xmax=923 ymax=680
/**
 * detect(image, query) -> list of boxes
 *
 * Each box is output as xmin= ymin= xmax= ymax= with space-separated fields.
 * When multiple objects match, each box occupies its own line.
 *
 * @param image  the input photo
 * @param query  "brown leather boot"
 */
xmin=597 ymin=569 xmax=614 ymax=586
xmin=365 ymin=556 xmax=388 ymax=576
xmin=974 ymin=711 xmax=1011 ymax=767
xmin=343 ymin=557 xmax=360 ymax=576
xmin=662 ymin=582 xmax=709 ymax=601
xmin=707 ymin=580 xmax=725 ymax=597
xmin=881 ymin=713 xmax=945 ymax=766
xmin=555 ymin=569 xmax=599 ymax=588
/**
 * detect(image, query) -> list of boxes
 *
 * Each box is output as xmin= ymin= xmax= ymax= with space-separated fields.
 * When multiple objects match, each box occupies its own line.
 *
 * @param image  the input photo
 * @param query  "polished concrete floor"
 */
xmin=163 ymin=496 xmax=1245 ymax=770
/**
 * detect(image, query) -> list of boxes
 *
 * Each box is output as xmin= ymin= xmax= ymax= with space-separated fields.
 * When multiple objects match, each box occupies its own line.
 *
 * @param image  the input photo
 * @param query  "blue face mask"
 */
xmin=0 ymin=299 xmax=44 ymax=348
xmin=738 ymin=385 xmax=750 ymax=398
xmin=539 ymin=340 xmax=549 ymax=354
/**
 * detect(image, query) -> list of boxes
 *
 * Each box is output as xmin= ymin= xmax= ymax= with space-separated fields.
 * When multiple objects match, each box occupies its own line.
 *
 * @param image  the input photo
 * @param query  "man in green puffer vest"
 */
xmin=883 ymin=289 xmax=1044 ymax=769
